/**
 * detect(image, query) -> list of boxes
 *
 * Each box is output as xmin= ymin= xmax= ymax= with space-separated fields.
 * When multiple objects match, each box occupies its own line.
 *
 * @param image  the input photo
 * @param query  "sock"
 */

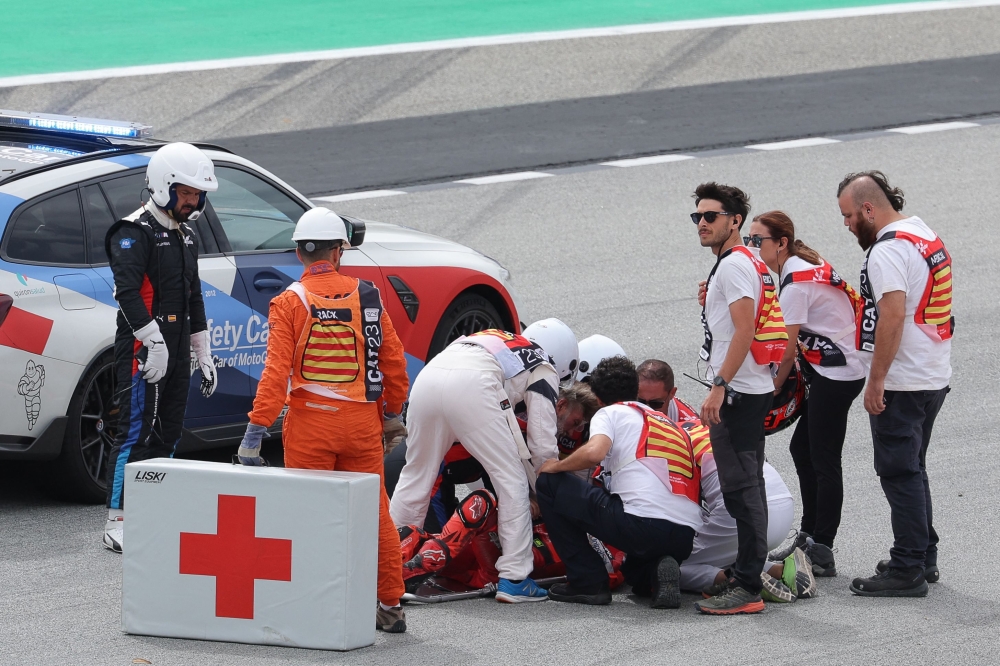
xmin=379 ymin=601 xmax=401 ymax=611
xmin=108 ymin=509 xmax=124 ymax=521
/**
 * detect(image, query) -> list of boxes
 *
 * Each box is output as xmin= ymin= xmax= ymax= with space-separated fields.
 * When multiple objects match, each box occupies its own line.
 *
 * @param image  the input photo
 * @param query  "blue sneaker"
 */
xmin=495 ymin=577 xmax=548 ymax=603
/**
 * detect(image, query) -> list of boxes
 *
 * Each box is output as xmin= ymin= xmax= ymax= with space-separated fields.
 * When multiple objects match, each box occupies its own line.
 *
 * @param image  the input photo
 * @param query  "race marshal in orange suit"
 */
xmin=236 ymin=207 xmax=411 ymax=634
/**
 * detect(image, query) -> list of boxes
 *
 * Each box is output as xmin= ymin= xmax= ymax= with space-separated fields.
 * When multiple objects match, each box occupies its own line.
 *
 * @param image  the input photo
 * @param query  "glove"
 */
xmin=383 ymin=413 xmax=407 ymax=450
xmin=134 ymin=321 xmax=168 ymax=384
xmin=191 ymin=330 xmax=218 ymax=397
xmin=238 ymin=423 xmax=269 ymax=466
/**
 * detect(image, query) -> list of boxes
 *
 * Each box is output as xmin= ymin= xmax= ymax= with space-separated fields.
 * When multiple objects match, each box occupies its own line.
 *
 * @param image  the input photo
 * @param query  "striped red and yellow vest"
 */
xmin=615 ymin=402 xmax=701 ymax=505
xmin=732 ymin=246 xmax=789 ymax=365
xmin=780 ymin=260 xmax=862 ymax=367
xmin=287 ymin=279 xmax=385 ymax=403
xmin=857 ymin=230 xmax=954 ymax=352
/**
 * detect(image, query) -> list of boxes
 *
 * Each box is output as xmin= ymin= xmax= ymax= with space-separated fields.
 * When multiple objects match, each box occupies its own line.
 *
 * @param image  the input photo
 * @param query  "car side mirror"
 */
xmin=343 ymin=217 xmax=365 ymax=247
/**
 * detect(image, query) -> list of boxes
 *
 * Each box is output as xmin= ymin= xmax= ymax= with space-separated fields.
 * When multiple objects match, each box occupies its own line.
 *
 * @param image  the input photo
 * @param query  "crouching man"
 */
xmin=536 ymin=356 xmax=702 ymax=608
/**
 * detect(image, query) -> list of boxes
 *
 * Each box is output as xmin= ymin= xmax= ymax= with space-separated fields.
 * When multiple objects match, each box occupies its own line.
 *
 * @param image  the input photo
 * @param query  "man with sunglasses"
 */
xmin=636 ymin=358 xmax=699 ymax=423
xmin=690 ymin=182 xmax=787 ymax=615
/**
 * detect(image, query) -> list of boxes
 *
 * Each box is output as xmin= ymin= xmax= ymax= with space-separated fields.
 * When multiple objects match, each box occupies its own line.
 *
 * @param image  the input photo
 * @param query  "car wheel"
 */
xmin=49 ymin=351 xmax=116 ymax=503
xmin=426 ymin=292 xmax=504 ymax=362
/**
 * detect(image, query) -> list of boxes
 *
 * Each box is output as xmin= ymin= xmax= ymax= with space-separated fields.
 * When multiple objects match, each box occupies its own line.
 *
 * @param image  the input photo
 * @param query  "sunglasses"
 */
xmin=690 ymin=211 xmax=734 ymax=225
xmin=637 ymin=398 xmax=666 ymax=411
xmin=743 ymin=235 xmax=775 ymax=248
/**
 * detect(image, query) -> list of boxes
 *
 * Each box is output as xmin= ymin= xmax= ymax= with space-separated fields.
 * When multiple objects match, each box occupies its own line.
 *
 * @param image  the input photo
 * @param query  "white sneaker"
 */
xmin=103 ymin=518 xmax=123 ymax=553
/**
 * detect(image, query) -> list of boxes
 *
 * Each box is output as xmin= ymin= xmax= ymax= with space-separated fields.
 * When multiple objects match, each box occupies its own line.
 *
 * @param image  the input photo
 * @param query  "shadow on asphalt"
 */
xmin=0 ymin=442 xmax=285 ymax=508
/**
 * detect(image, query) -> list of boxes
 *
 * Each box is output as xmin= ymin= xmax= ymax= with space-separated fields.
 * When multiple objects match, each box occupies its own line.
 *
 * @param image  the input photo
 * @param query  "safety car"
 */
xmin=0 ymin=110 xmax=521 ymax=502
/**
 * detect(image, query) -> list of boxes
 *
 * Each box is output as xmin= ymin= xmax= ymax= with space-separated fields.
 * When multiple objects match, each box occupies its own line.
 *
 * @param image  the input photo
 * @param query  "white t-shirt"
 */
xmin=589 ymin=405 xmax=703 ymax=530
xmin=864 ymin=217 xmax=952 ymax=391
xmin=779 ymin=255 xmax=866 ymax=382
xmin=704 ymin=248 xmax=775 ymax=394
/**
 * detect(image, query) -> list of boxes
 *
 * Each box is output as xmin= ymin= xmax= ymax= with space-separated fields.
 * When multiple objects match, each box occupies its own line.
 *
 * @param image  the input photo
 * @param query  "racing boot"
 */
xmin=102 ymin=517 xmax=124 ymax=553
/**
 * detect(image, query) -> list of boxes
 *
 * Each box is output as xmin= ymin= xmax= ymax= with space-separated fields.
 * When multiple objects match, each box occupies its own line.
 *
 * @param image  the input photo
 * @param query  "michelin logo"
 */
xmin=17 ymin=360 xmax=44 ymax=430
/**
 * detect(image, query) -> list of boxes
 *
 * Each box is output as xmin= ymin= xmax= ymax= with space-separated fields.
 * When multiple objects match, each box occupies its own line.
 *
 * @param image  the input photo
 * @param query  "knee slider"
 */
xmin=458 ymin=489 xmax=496 ymax=529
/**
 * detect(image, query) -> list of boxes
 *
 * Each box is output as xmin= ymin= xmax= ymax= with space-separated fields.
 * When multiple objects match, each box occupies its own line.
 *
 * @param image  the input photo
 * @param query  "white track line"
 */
xmin=2 ymin=0 xmax=998 ymax=88
xmin=747 ymin=137 xmax=842 ymax=150
xmin=455 ymin=171 xmax=553 ymax=185
xmin=313 ymin=189 xmax=406 ymax=203
xmin=887 ymin=121 xmax=981 ymax=134
xmin=602 ymin=154 xmax=694 ymax=167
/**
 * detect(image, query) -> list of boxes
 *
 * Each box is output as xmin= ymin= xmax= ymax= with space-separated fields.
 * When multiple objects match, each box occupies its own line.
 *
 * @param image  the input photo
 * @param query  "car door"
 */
xmin=96 ymin=170 xmax=255 ymax=423
xmin=204 ymin=164 xmax=387 ymax=392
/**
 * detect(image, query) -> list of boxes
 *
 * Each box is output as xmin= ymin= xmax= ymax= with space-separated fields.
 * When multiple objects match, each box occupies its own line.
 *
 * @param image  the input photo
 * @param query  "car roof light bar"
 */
xmin=0 ymin=109 xmax=153 ymax=139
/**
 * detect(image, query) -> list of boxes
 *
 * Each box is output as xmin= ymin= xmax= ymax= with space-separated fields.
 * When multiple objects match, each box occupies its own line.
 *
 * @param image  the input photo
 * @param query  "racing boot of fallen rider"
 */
xmin=402 ymin=489 xmax=497 ymax=592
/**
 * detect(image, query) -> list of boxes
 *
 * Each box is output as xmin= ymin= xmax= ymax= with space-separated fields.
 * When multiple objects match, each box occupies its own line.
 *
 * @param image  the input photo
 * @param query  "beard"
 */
xmin=855 ymin=219 xmax=877 ymax=250
xmin=172 ymin=204 xmax=196 ymax=222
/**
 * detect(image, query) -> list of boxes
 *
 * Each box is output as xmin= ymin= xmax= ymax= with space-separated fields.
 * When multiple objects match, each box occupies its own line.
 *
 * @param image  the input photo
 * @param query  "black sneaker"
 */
xmin=850 ymin=567 xmax=928 ymax=597
xmin=876 ymin=559 xmax=939 ymax=583
xmin=768 ymin=531 xmax=810 ymax=562
xmin=804 ymin=539 xmax=837 ymax=577
xmin=548 ymin=581 xmax=612 ymax=605
xmin=650 ymin=556 xmax=680 ymax=609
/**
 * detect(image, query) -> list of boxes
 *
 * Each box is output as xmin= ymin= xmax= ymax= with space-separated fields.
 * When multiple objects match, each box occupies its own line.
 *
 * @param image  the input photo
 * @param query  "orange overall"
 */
xmin=249 ymin=260 xmax=409 ymax=605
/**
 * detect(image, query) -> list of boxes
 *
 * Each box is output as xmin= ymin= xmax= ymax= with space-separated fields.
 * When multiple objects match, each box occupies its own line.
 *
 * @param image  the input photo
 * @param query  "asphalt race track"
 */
xmin=3 ymin=6 xmax=999 ymax=665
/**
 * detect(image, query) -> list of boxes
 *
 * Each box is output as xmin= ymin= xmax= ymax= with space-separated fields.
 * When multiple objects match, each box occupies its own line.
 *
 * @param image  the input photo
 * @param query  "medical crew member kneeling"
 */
xmin=238 ymin=208 xmax=411 ymax=633
xmin=390 ymin=320 xmax=577 ymax=603
xmin=537 ymin=356 xmax=702 ymax=608
xmin=102 ymin=143 xmax=219 ymax=553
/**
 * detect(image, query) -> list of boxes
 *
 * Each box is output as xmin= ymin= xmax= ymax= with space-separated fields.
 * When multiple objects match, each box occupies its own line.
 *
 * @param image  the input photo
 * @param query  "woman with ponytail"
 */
xmin=745 ymin=211 xmax=866 ymax=577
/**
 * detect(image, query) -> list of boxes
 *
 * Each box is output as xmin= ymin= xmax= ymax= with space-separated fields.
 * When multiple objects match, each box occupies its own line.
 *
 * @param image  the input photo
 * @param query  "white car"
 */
xmin=0 ymin=110 xmax=522 ymax=502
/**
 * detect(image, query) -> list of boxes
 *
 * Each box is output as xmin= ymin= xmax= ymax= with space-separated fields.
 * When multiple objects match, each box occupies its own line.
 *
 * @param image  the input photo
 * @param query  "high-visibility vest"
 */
xmin=454 ymin=329 xmax=551 ymax=379
xmin=701 ymin=246 xmax=788 ymax=366
xmin=607 ymin=402 xmax=701 ymax=506
xmin=780 ymin=260 xmax=862 ymax=367
xmin=857 ymin=230 xmax=954 ymax=352
xmin=681 ymin=421 xmax=713 ymax=468
xmin=286 ymin=280 xmax=385 ymax=403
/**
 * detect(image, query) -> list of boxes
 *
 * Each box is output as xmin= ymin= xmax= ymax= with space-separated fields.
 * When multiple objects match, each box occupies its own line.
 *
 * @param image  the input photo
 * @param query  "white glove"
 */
xmin=134 ymin=321 xmax=168 ymax=384
xmin=191 ymin=330 xmax=218 ymax=397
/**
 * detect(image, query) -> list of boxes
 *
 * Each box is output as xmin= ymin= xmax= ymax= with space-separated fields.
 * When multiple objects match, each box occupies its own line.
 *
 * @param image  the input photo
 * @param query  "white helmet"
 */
xmin=522 ymin=318 xmax=579 ymax=389
xmin=577 ymin=334 xmax=627 ymax=382
xmin=146 ymin=143 xmax=217 ymax=220
xmin=291 ymin=207 xmax=350 ymax=247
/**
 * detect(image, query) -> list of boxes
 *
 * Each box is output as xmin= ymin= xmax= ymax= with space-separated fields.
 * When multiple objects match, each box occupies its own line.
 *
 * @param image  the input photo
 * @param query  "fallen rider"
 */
xmin=398 ymin=488 xmax=626 ymax=599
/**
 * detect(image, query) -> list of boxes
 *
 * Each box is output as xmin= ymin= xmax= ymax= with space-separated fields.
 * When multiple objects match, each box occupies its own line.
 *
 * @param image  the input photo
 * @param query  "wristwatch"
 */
xmin=712 ymin=376 xmax=729 ymax=389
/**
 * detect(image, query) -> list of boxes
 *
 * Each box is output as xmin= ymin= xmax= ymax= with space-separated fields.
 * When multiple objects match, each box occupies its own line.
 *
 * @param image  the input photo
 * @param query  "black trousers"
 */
xmin=788 ymin=374 xmax=865 ymax=547
xmin=105 ymin=323 xmax=190 ymax=510
xmin=536 ymin=471 xmax=695 ymax=592
xmin=870 ymin=387 xmax=948 ymax=569
xmin=709 ymin=390 xmax=773 ymax=594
